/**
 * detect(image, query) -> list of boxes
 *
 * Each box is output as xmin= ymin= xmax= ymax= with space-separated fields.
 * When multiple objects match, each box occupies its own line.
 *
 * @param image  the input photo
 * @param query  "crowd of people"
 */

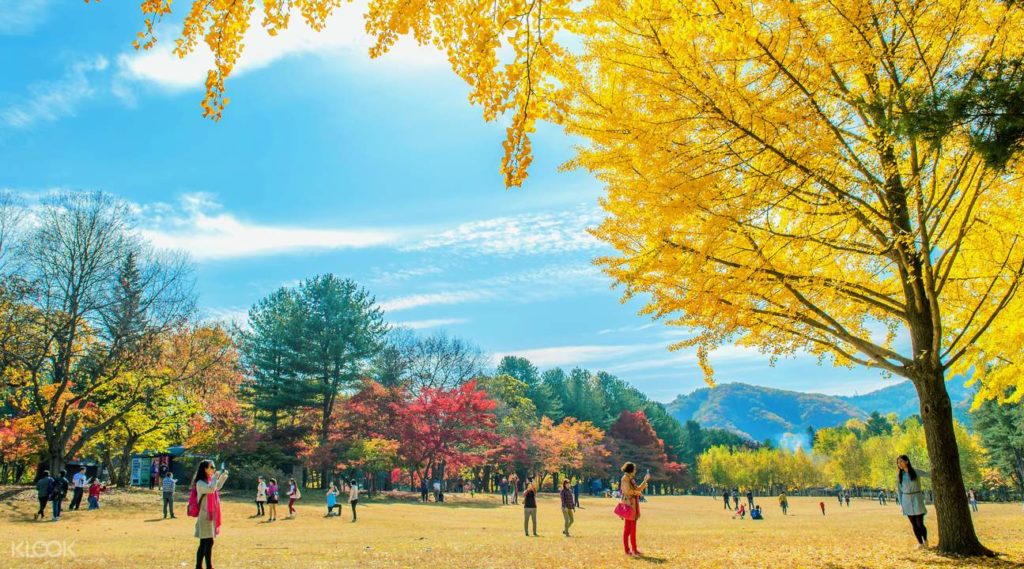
xmin=33 ymin=466 xmax=107 ymax=521
xmin=25 ymin=452 xmax=984 ymax=568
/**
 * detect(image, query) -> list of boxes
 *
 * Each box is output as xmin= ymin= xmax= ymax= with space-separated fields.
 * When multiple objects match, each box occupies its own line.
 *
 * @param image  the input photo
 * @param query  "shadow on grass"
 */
xmin=822 ymin=554 xmax=1024 ymax=569
xmin=633 ymin=555 xmax=668 ymax=564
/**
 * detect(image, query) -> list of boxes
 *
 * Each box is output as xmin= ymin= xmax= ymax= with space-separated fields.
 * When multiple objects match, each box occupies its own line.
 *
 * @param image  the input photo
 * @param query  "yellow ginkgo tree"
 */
xmin=107 ymin=0 xmax=1024 ymax=555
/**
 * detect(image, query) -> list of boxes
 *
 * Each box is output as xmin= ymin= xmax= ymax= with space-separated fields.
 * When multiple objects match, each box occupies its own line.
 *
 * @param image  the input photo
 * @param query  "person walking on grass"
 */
xmin=163 ymin=471 xmax=178 ymax=518
xmin=266 ymin=478 xmax=279 ymax=522
xmin=560 ymin=479 xmax=576 ymax=537
xmin=50 ymin=470 xmax=69 ymax=521
xmin=349 ymin=479 xmax=360 ymax=522
xmin=69 ymin=466 xmax=87 ymax=511
xmin=88 ymin=478 xmax=106 ymax=510
xmin=573 ymin=479 xmax=581 ymax=509
xmin=619 ymin=462 xmax=651 ymax=556
xmin=510 ymin=473 xmax=520 ymax=505
xmin=500 ymin=476 xmax=509 ymax=505
xmin=746 ymin=489 xmax=754 ymax=509
xmin=255 ymin=476 xmax=267 ymax=517
xmin=722 ymin=488 xmax=730 ymax=510
xmin=523 ymin=477 xmax=538 ymax=536
xmin=878 ymin=490 xmax=887 ymax=506
xmin=968 ymin=488 xmax=978 ymax=513
xmin=778 ymin=491 xmax=789 ymax=515
xmin=819 ymin=501 xmax=826 ymax=516
xmin=420 ymin=478 xmax=429 ymax=503
xmin=845 ymin=490 xmax=851 ymax=507
xmin=897 ymin=455 xmax=929 ymax=549
xmin=189 ymin=460 xmax=227 ymax=569
xmin=34 ymin=470 xmax=52 ymax=520
xmin=286 ymin=478 xmax=301 ymax=519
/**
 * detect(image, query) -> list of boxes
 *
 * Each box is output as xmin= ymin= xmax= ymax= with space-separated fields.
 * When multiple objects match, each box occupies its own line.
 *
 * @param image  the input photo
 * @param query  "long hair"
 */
xmin=192 ymin=459 xmax=213 ymax=488
xmin=896 ymin=455 xmax=918 ymax=487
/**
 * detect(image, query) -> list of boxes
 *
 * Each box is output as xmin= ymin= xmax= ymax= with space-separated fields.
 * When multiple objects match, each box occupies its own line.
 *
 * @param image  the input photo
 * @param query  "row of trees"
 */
xmin=0 ymin=191 xmax=752 ymax=490
xmin=698 ymin=415 xmax=990 ymax=496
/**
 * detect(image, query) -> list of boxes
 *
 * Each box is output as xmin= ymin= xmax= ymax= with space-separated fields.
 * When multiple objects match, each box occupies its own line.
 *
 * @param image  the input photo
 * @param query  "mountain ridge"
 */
xmin=665 ymin=379 xmax=974 ymax=442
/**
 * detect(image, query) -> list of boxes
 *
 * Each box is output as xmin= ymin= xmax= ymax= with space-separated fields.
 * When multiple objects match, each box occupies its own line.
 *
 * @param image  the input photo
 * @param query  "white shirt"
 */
xmin=73 ymin=472 xmax=87 ymax=488
xmin=349 ymin=484 xmax=359 ymax=502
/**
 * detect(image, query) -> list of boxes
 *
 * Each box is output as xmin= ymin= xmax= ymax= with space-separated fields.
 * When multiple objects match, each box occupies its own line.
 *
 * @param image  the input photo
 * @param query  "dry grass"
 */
xmin=2 ymin=486 xmax=1023 ymax=568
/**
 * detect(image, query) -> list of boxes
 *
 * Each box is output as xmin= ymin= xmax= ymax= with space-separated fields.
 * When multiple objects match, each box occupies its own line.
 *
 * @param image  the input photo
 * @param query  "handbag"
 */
xmin=613 ymin=501 xmax=634 ymax=520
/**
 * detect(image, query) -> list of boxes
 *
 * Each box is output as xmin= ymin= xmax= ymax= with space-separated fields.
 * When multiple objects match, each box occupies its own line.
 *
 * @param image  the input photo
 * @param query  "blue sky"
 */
xmin=0 ymin=1 xmax=906 ymax=402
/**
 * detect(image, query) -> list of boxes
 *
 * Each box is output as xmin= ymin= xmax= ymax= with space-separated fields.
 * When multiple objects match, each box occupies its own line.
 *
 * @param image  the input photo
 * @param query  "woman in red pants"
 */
xmin=619 ymin=462 xmax=650 ymax=556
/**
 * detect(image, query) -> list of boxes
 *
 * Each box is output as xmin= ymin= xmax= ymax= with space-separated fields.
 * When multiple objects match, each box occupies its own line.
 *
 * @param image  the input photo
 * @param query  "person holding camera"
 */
xmin=619 ymin=462 xmax=650 ymax=556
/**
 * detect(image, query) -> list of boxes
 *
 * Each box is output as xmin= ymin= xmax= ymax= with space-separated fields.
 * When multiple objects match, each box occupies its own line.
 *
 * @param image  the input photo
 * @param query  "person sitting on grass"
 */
xmin=326 ymin=483 xmax=341 ymax=517
xmin=732 ymin=504 xmax=746 ymax=519
xmin=751 ymin=505 xmax=763 ymax=520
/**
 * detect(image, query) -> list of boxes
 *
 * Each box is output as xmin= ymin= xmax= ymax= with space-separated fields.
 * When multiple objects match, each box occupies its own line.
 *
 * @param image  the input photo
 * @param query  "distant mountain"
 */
xmin=666 ymin=379 xmax=975 ymax=443
xmin=840 ymin=379 xmax=974 ymax=425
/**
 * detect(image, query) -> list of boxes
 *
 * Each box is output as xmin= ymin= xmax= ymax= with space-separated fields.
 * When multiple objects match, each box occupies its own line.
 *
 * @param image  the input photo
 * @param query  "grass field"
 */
xmin=2 ymin=487 xmax=1024 ymax=568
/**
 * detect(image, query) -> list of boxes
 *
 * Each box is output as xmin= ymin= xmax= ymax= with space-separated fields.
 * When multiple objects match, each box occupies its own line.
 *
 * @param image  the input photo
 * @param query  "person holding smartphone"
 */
xmin=191 ymin=460 xmax=228 ymax=569
xmin=619 ymin=462 xmax=650 ymax=556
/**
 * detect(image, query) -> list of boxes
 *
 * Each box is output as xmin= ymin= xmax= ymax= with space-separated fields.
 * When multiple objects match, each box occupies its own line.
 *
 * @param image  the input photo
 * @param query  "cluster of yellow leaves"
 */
xmin=566 ymin=0 xmax=1024 ymax=388
xmin=112 ymin=0 xmax=575 ymax=185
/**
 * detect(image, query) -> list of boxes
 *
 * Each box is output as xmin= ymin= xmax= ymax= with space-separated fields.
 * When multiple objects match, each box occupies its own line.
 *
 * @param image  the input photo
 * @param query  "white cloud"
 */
xmin=379 ymin=291 xmax=492 ymax=312
xmin=201 ymin=306 xmax=249 ymax=326
xmin=370 ymin=265 xmax=444 ymax=285
xmin=116 ymin=0 xmax=445 ymax=93
xmin=406 ymin=208 xmax=606 ymax=256
xmin=139 ymin=193 xmax=404 ymax=260
xmin=391 ymin=317 xmax=469 ymax=330
xmin=379 ymin=264 xmax=607 ymax=313
xmin=0 ymin=0 xmax=50 ymax=35
xmin=597 ymin=323 xmax=659 ymax=335
xmin=607 ymin=344 xmax=766 ymax=374
xmin=491 ymin=344 xmax=655 ymax=368
xmin=1 ymin=55 xmax=108 ymax=128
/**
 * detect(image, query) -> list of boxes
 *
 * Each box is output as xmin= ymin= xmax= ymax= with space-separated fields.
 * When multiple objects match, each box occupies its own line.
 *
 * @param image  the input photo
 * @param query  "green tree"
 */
xmin=973 ymin=399 xmax=1024 ymax=494
xmin=499 ymin=356 xmax=562 ymax=420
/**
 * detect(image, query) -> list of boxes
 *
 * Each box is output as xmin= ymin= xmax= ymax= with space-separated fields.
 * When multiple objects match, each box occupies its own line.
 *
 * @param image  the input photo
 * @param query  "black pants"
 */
xmin=908 ymin=514 xmax=928 ymax=544
xmin=69 ymin=487 xmax=84 ymax=510
xmin=256 ymin=501 xmax=265 ymax=516
xmin=350 ymin=500 xmax=358 ymax=521
xmin=195 ymin=538 xmax=213 ymax=569
xmin=36 ymin=496 xmax=48 ymax=517
xmin=421 ymin=490 xmax=428 ymax=502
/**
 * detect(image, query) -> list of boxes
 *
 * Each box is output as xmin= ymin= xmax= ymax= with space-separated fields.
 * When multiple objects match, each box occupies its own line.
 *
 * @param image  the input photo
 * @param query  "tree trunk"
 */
xmin=915 ymin=368 xmax=992 ymax=556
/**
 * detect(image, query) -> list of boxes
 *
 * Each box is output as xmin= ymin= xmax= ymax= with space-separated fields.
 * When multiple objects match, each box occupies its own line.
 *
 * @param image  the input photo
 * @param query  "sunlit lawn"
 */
xmin=2 ymin=487 xmax=1023 ymax=568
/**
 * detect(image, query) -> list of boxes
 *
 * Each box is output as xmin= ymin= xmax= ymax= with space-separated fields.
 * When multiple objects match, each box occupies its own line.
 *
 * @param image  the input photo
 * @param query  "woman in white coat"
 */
xmin=191 ymin=460 xmax=228 ymax=569
xmin=255 ymin=476 xmax=267 ymax=517
xmin=896 ymin=455 xmax=928 ymax=548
